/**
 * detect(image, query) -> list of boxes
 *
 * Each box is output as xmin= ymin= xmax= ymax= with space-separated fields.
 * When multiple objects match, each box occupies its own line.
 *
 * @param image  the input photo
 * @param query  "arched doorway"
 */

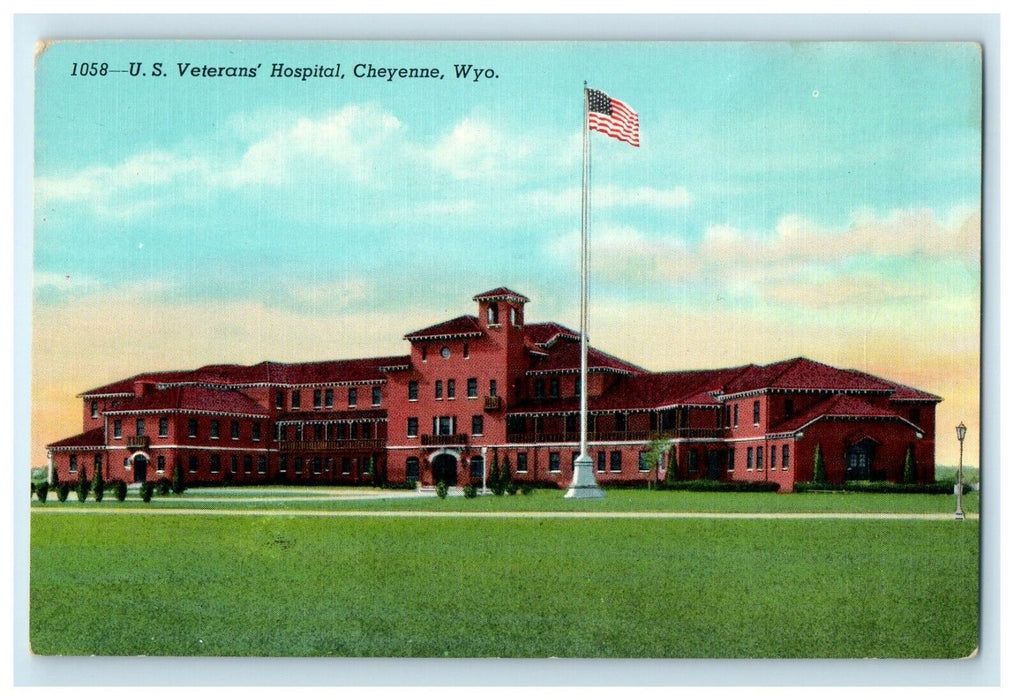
xmin=431 ymin=453 xmax=458 ymax=487
xmin=132 ymin=454 xmax=149 ymax=484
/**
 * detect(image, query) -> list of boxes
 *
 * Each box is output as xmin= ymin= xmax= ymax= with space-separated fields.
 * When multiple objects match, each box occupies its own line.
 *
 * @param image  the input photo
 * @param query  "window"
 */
xmin=312 ymin=457 xmax=322 ymax=474
xmin=157 ymin=455 xmax=165 ymax=473
xmin=549 ymin=377 xmax=560 ymax=398
xmin=136 ymin=418 xmax=145 ymax=436
xmin=342 ymin=458 xmax=351 ymax=475
xmin=188 ymin=455 xmax=198 ymax=473
xmin=279 ymin=456 xmax=288 ymax=474
xmin=489 ymin=379 xmax=497 ymax=397
xmin=362 ymin=423 xmax=372 ymax=439
xmin=159 ymin=417 xmax=168 ymax=437
xmin=372 ymin=386 xmax=382 ymax=406
xmin=566 ymin=414 xmax=578 ymax=433
xmin=231 ymin=420 xmax=240 ymax=440
xmin=770 ymin=445 xmax=777 ymax=471
xmin=615 ymin=413 xmax=626 ymax=432
xmin=258 ymin=456 xmax=267 ymax=475
xmin=638 ymin=452 xmax=650 ymax=472
xmin=409 ymin=381 xmax=419 ymax=401
xmin=733 ymin=405 xmax=739 ymax=427
xmin=467 ymin=378 xmax=478 ymax=399
xmin=338 ymin=423 xmax=349 ymax=440
xmin=187 ymin=419 xmax=197 ymax=438
xmin=470 ymin=456 xmax=484 ymax=478
xmin=728 ymin=448 xmax=736 ymax=472
xmin=293 ymin=456 xmax=302 ymax=476
xmin=407 ymin=417 xmax=418 ymax=438
xmin=688 ymin=450 xmax=699 ymax=474
xmin=472 ymin=415 xmax=483 ymax=436
xmin=435 ymin=380 xmax=443 ymax=400
xmin=291 ymin=390 xmax=301 ymax=410
xmin=314 ymin=390 xmax=322 ymax=409
xmin=782 ymin=445 xmax=790 ymax=470
xmin=747 ymin=447 xmax=754 ymax=471
xmin=517 ymin=452 xmax=528 ymax=473
xmin=210 ymin=454 xmax=221 ymax=474
xmin=663 ymin=410 xmax=677 ymax=431
xmin=435 ymin=416 xmax=455 ymax=436
xmin=753 ymin=401 xmax=761 ymax=426
xmin=252 ymin=423 xmax=261 ymax=442
xmin=725 ymin=405 xmax=731 ymax=427
xmin=610 ymin=451 xmax=622 ymax=473
xmin=487 ymin=303 xmax=498 ymax=325
xmin=113 ymin=420 xmax=122 ymax=439
xmin=597 ymin=451 xmax=606 ymax=472
xmin=231 ymin=455 xmax=238 ymax=474
xmin=441 ymin=346 xmax=451 ymax=359
xmin=325 ymin=389 xmax=334 ymax=408
xmin=575 ymin=376 xmax=582 ymax=396
xmin=313 ymin=424 xmax=323 ymax=441
xmin=756 ymin=446 xmax=763 ymax=471
xmin=210 ymin=420 xmax=220 ymax=439
xmin=534 ymin=379 xmax=545 ymax=399
xmin=510 ymin=306 xmax=518 ymax=326
xmin=243 ymin=455 xmax=253 ymax=474
xmin=275 ymin=391 xmax=284 ymax=410
xmin=91 ymin=401 xmax=98 ymax=419
xmin=348 ymin=388 xmax=357 ymax=407
xmin=447 ymin=379 xmax=456 ymax=399
xmin=549 ymin=452 xmax=561 ymax=473
xmin=69 ymin=455 xmax=77 ymax=473
xmin=463 ymin=342 xmax=470 ymax=358
xmin=421 ymin=344 xmax=428 ymax=361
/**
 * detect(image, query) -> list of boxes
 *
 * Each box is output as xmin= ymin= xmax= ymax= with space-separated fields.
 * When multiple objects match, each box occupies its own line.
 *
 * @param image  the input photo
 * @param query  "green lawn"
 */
xmin=30 ymin=505 xmax=979 ymax=658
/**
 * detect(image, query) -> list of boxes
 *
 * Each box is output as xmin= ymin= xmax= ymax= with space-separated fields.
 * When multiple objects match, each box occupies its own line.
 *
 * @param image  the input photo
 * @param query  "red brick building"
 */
xmin=46 ymin=287 xmax=940 ymax=493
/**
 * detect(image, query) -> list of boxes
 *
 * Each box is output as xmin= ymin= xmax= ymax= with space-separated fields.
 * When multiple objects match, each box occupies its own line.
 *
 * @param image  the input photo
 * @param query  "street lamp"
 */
xmin=955 ymin=422 xmax=966 ymax=520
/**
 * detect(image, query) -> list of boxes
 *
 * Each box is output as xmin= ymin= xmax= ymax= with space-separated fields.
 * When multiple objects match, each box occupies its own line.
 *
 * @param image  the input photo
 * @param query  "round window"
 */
xmin=440 ymin=346 xmax=451 ymax=359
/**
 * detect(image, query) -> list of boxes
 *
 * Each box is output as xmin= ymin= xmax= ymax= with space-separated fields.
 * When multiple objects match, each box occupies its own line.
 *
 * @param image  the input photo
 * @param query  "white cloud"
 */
xmin=526 ymin=185 xmax=692 ymax=214
xmin=427 ymin=117 xmax=537 ymax=181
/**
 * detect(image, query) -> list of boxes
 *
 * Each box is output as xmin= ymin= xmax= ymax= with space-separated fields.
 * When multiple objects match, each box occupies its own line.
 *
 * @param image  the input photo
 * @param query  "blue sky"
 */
xmin=32 ymin=40 xmax=982 ymax=465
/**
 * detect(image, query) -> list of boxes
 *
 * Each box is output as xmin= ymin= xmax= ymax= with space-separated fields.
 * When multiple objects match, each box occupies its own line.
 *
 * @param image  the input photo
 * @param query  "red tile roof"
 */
xmin=524 ymin=322 xmax=580 ymax=347
xmin=79 ymin=356 xmax=409 ymax=396
xmin=472 ymin=287 xmax=530 ymax=303
xmin=104 ymin=385 xmax=269 ymax=417
xmin=717 ymin=357 xmax=894 ymax=397
xmin=403 ymin=315 xmax=483 ymax=341
xmin=526 ymin=338 xmax=646 ymax=376
xmin=47 ymin=427 xmax=106 ymax=450
xmin=769 ymin=394 xmax=921 ymax=435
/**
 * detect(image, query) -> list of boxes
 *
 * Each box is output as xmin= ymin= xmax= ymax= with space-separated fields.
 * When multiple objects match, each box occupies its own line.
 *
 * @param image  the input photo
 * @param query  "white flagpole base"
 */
xmin=564 ymin=454 xmax=605 ymax=499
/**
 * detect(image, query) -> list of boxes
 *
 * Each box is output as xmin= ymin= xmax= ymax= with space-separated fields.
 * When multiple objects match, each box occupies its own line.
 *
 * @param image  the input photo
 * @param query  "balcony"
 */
xmin=421 ymin=433 xmax=469 ymax=446
xmin=278 ymin=439 xmax=385 ymax=452
xmin=506 ymin=427 xmax=726 ymax=444
xmin=484 ymin=395 xmax=502 ymax=411
xmin=126 ymin=435 xmax=149 ymax=449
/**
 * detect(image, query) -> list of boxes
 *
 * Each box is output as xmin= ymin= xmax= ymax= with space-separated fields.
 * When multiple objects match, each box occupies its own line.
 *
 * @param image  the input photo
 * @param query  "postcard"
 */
xmin=28 ymin=38 xmax=983 ymax=670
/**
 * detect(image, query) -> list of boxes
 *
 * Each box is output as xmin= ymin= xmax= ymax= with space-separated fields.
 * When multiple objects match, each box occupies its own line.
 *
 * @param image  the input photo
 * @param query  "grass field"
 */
xmin=30 ymin=490 xmax=979 ymax=659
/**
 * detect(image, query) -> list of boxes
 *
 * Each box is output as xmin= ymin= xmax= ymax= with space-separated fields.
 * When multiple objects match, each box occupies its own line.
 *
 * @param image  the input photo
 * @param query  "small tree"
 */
xmin=141 ymin=482 xmax=154 ymax=503
xmin=50 ymin=467 xmax=61 ymax=491
xmin=903 ymin=445 xmax=917 ymax=484
xmin=643 ymin=434 xmax=672 ymax=490
xmin=171 ymin=463 xmax=186 ymax=494
xmin=36 ymin=482 xmax=49 ymax=503
xmin=92 ymin=465 xmax=105 ymax=503
xmin=489 ymin=459 xmax=504 ymax=496
xmin=501 ymin=456 xmax=513 ymax=493
xmin=58 ymin=483 xmax=70 ymax=502
xmin=76 ymin=468 xmax=90 ymax=503
xmin=114 ymin=480 xmax=127 ymax=502
xmin=666 ymin=448 xmax=680 ymax=485
xmin=436 ymin=480 xmax=448 ymax=499
xmin=812 ymin=443 xmax=827 ymax=484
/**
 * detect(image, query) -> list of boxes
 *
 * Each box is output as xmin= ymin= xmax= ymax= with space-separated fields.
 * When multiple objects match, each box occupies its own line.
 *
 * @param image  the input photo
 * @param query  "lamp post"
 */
xmin=955 ymin=422 xmax=966 ymax=520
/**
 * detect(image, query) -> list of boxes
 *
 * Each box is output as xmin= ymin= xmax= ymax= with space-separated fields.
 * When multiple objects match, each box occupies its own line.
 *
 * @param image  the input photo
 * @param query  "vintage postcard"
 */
xmin=28 ymin=37 xmax=983 ymax=670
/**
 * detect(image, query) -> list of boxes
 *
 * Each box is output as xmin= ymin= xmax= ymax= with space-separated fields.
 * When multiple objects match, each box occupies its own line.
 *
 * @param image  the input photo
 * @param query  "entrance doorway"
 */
xmin=133 ymin=454 xmax=148 ymax=484
xmin=846 ymin=439 xmax=877 ymax=480
xmin=431 ymin=453 xmax=458 ymax=486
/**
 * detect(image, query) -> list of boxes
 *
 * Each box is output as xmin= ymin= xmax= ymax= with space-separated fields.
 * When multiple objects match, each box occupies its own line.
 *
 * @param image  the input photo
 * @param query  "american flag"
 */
xmin=586 ymin=88 xmax=639 ymax=147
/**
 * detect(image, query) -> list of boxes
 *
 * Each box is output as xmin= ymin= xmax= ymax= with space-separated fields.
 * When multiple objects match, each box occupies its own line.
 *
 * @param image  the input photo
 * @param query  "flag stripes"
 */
xmin=586 ymin=88 xmax=639 ymax=147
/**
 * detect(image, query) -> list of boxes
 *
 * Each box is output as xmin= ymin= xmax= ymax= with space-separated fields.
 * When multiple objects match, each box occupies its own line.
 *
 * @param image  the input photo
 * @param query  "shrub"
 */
xmin=655 ymin=479 xmax=781 ymax=493
xmin=172 ymin=463 xmax=186 ymax=494
xmin=92 ymin=467 xmax=105 ymax=503
xmin=794 ymin=480 xmax=956 ymax=495
xmin=501 ymin=457 xmax=513 ymax=492
xmin=812 ymin=444 xmax=827 ymax=484
xmin=903 ymin=446 xmax=916 ymax=484
xmin=36 ymin=482 xmax=49 ymax=503
xmin=463 ymin=483 xmax=478 ymax=498
xmin=141 ymin=482 xmax=154 ymax=502
xmin=520 ymin=484 xmax=533 ymax=496
xmin=76 ymin=469 xmax=90 ymax=503
xmin=436 ymin=480 xmax=448 ymax=499
xmin=112 ymin=480 xmax=127 ymax=501
xmin=50 ymin=470 xmax=61 ymax=490
xmin=506 ymin=482 xmax=519 ymax=495
xmin=667 ymin=449 xmax=680 ymax=485
xmin=57 ymin=483 xmax=70 ymax=502
xmin=156 ymin=478 xmax=172 ymax=496
xmin=489 ymin=460 xmax=504 ymax=496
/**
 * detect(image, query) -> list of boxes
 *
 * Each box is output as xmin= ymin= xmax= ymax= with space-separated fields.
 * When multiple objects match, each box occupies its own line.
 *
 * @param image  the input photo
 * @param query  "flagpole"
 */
xmin=566 ymin=82 xmax=604 ymax=499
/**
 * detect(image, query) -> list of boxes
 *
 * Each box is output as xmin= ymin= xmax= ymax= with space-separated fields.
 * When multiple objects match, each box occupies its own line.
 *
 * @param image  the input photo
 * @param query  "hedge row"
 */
xmin=793 ymin=480 xmax=965 ymax=495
